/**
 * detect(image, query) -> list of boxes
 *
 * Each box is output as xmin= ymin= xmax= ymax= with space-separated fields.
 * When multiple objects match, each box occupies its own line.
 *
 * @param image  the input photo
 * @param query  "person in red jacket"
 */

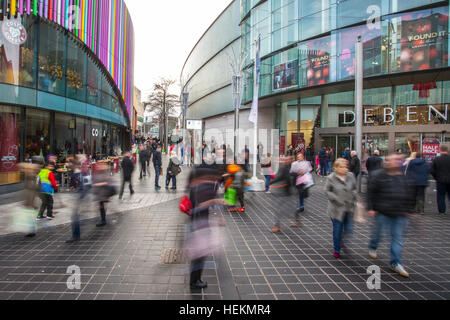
xmin=37 ymin=163 xmax=59 ymax=220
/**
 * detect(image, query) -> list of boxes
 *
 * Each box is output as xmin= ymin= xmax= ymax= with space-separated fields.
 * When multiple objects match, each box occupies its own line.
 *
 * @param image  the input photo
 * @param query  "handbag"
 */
xmin=354 ymin=199 xmax=368 ymax=224
xmin=106 ymin=185 xmax=118 ymax=198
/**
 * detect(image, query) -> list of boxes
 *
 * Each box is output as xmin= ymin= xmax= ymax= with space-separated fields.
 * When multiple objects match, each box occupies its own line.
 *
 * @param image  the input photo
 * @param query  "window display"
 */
xmin=0 ymin=106 xmax=20 ymax=186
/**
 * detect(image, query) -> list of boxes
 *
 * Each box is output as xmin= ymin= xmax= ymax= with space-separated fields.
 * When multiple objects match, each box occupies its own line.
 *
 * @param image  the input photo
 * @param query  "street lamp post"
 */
xmin=355 ymin=36 xmax=364 ymax=191
xmin=165 ymin=102 xmax=169 ymax=155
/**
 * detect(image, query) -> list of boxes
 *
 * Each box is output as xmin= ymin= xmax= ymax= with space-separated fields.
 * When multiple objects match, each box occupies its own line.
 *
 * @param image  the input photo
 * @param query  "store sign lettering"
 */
xmin=343 ymin=105 xmax=448 ymax=125
xmin=408 ymin=31 xmax=447 ymax=42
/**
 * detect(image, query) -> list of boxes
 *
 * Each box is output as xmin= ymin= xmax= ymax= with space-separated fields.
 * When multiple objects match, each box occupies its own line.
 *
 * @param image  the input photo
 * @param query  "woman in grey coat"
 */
xmin=325 ymin=158 xmax=357 ymax=258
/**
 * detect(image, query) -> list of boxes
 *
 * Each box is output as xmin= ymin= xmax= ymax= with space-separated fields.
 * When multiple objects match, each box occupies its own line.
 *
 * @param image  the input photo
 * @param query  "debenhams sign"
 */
xmin=342 ymin=104 xmax=448 ymax=125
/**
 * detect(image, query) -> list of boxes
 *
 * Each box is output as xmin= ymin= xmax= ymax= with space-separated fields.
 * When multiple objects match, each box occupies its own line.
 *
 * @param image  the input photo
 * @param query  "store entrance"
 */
xmin=337 ymin=136 xmax=353 ymax=159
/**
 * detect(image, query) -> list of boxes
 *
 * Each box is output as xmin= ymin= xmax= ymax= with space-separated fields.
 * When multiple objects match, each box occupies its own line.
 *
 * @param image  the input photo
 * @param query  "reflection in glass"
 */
xmin=0 ymin=105 xmax=21 ymax=186
xmin=26 ymin=108 xmax=50 ymax=158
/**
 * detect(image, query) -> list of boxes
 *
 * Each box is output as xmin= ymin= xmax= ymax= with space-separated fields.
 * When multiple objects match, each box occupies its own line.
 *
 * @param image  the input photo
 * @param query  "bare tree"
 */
xmin=144 ymin=78 xmax=179 ymax=151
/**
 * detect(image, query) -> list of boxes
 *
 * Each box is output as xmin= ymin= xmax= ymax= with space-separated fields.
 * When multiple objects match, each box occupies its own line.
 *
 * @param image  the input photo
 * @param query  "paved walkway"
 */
xmin=0 ymin=167 xmax=449 ymax=300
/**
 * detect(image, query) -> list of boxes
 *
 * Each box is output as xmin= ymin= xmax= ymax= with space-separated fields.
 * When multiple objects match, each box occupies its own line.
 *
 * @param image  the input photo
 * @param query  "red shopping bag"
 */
xmin=179 ymin=196 xmax=192 ymax=216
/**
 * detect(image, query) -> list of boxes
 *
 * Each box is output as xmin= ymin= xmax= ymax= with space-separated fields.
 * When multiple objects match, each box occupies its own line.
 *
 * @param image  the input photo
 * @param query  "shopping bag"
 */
xmin=179 ymin=196 xmax=193 ymax=216
xmin=224 ymin=188 xmax=237 ymax=206
xmin=354 ymin=200 xmax=368 ymax=224
xmin=184 ymin=226 xmax=224 ymax=261
xmin=10 ymin=207 xmax=37 ymax=234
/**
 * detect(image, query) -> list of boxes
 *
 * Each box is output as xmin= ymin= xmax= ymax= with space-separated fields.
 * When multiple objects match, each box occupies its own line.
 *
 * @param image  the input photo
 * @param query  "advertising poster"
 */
xmin=304 ymin=36 xmax=332 ymax=87
xmin=400 ymin=7 xmax=449 ymax=72
xmin=422 ymin=138 xmax=441 ymax=164
xmin=0 ymin=113 xmax=19 ymax=174
xmin=280 ymin=136 xmax=286 ymax=156
xmin=273 ymin=60 xmax=299 ymax=90
xmin=339 ymin=24 xmax=382 ymax=80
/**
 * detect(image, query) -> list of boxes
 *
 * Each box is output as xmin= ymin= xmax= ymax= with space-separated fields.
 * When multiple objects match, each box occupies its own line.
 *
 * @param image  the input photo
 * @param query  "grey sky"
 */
xmin=125 ymin=0 xmax=233 ymax=99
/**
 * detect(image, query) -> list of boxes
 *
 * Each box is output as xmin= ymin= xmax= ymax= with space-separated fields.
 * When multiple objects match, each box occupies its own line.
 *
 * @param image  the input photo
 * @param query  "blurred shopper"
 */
xmin=153 ymin=146 xmax=163 ymax=190
xmin=319 ymin=147 xmax=328 ymax=177
xmin=368 ymin=154 xmax=415 ymax=278
xmin=343 ymin=147 xmax=351 ymax=162
xmin=186 ymin=166 xmax=223 ymax=290
xmin=37 ymin=162 xmax=58 ymax=220
xmin=119 ymin=151 xmax=135 ymax=200
xmin=326 ymin=149 xmax=333 ymax=175
xmin=406 ymin=152 xmax=431 ymax=214
xmin=261 ymin=153 xmax=273 ymax=193
xmin=15 ymin=162 xmax=41 ymax=237
xmin=92 ymin=163 xmax=115 ymax=227
xmin=139 ymin=145 xmax=149 ymax=180
xmin=146 ymin=141 xmax=153 ymax=170
xmin=366 ymin=150 xmax=384 ymax=177
xmin=431 ymin=145 xmax=450 ymax=215
xmin=290 ymin=153 xmax=313 ymax=225
xmin=326 ymin=158 xmax=357 ymax=258
xmin=270 ymin=156 xmax=294 ymax=233
xmin=66 ymin=155 xmax=89 ymax=243
xmin=227 ymin=165 xmax=249 ymax=213
xmin=350 ymin=151 xmax=361 ymax=179
xmin=166 ymin=151 xmax=181 ymax=190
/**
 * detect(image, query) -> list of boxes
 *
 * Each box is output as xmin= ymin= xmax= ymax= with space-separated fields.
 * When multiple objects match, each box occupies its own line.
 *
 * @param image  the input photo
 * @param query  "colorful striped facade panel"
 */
xmin=0 ymin=0 xmax=134 ymax=119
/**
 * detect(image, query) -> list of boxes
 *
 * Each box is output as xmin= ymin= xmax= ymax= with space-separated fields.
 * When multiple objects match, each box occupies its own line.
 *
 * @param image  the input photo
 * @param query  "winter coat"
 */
xmin=431 ymin=154 xmax=450 ymax=184
xmin=350 ymin=156 xmax=361 ymax=175
xmin=319 ymin=149 xmax=327 ymax=162
xmin=139 ymin=150 xmax=149 ymax=164
xmin=153 ymin=150 xmax=162 ymax=167
xmin=325 ymin=173 xmax=357 ymax=222
xmin=367 ymin=169 xmax=415 ymax=217
xmin=366 ymin=155 xmax=383 ymax=175
xmin=407 ymin=158 xmax=431 ymax=187
xmin=121 ymin=156 xmax=135 ymax=181
xmin=168 ymin=157 xmax=181 ymax=176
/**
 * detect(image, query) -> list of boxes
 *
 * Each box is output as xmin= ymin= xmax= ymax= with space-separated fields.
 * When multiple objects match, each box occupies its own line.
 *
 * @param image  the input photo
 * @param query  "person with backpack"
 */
xmin=166 ymin=151 xmax=181 ymax=190
xmin=36 ymin=162 xmax=59 ymax=220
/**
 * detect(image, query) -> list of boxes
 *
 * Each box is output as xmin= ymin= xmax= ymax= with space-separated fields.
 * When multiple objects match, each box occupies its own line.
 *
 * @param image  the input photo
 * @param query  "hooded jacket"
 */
xmin=407 ymin=158 xmax=431 ymax=187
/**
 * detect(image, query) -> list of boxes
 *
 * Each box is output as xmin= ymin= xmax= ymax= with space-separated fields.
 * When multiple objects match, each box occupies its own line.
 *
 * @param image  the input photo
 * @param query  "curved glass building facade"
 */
xmin=182 ymin=0 xmax=450 ymax=163
xmin=0 ymin=0 xmax=134 ymax=188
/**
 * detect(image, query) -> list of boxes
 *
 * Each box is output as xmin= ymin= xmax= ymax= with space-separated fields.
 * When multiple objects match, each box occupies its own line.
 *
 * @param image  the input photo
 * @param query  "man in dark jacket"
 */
xmin=153 ymin=146 xmax=163 ymax=190
xmin=138 ymin=146 xmax=149 ymax=180
xmin=119 ymin=151 xmax=135 ymax=200
xmin=146 ymin=142 xmax=153 ymax=170
xmin=366 ymin=150 xmax=384 ymax=177
xmin=350 ymin=151 xmax=361 ymax=179
xmin=407 ymin=153 xmax=431 ymax=214
xmin=431 ymin=145 xmax=450 ymax=214
xmin=368 ymin=154 xmax=415 ymax=278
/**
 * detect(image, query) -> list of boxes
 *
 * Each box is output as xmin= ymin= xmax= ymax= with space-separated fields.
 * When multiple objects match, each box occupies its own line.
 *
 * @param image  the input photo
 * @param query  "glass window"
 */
xmin=364 ymin=134 xmax=389 ymax=156
xmin=337 ymin=0 xmax=383 ymax=29
xmin=299 ymin=8 xmax=334 ymax=41
xmin=54 ymin=113 xmax=74 ymax=160
xmin=66 ymin=40 xmax=87 ymax=102
xmin=0 ymin=15 xmax=37 ymax=88
xmin=395 ymin=133 xmax=420 ymax=154
xmin=86 ymin=57 xmax=101 ymax=106
xmin=101 ymin=74 xmax=112 ymax=110
xmin=391 ymin=0 xmax=443 ymax=14
xmin=75 ymin=117 xmax=89 ymax=155
xmin=90 ymin=120 xmax=103 ymax=156
xmin=336 ymin=24 xmax=384 ymax=81
xmin=0 ymin=105 xmax=21 ymax=186
xmin=26 ymin=108 xmax=50 ymax=158
xmin=38 ymin=22 xmax=66 ymax=95
xmin=388 ymin=7 xmax=448 ymax=74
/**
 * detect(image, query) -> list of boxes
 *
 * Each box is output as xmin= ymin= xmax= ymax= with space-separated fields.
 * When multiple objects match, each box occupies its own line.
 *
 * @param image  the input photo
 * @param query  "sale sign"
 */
xmin=422 ymin=138 xmax=441 ymax=164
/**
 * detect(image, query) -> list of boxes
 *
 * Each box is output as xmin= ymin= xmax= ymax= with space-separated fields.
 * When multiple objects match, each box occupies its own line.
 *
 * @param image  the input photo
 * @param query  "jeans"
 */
xmin=155 ymin=166 xmax=161 ymax=187
xmin=328 ymin=161 xmax=332 ymax=174
xmin=38 ymin=194 xmax=54 ymax=218
xmin=331 ymin=212 xmax=353 ymax=254
xmin=297 ymin=189 xmax=305 ymax=210
xmin=99 ymin=201 xmax=106 ymax=223
xmin=437 ymin=182 xmax=450 ymax=214
xmin=369 ymin=214 xmax=408 ymax=268
xmin=71 ymin=184 xmax=89 ymax=239
xmin=166 ymin=169 xmax=177 ymax=188
xmin=320 ymin=161 xmax=327 ymax=176
xmin=264 ymin=175 xmax=271 ymax=191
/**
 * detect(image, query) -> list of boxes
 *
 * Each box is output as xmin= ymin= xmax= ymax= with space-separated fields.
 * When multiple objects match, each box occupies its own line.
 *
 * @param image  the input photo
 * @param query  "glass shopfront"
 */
xmin=0 ymin=106 xmax=20 ymax=186
xmin=277 ymin=80 xmax=450 ymax=157
xmin=25 ymin=108 xmax=50 ymax=158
